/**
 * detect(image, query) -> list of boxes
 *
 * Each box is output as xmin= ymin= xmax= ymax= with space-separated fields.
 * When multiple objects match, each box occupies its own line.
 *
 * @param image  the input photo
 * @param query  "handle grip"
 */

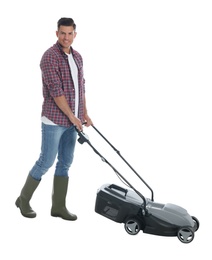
xmin=108 ymin=184 xmax=128 ymax=197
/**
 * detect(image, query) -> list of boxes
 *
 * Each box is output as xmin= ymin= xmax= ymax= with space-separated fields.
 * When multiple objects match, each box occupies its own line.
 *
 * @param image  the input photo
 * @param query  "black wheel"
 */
xmin=191 ymin=216 xmax=200 ymax=231
xmin=177 ymin=227 xmax=194 ymax=243
xmin=124 ymin=218 xmax=141 ymax=235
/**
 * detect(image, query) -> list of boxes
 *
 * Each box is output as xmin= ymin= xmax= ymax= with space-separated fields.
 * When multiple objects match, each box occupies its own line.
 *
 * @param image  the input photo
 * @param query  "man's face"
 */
xmin=56 ymin=25 xmax=77 ymax=52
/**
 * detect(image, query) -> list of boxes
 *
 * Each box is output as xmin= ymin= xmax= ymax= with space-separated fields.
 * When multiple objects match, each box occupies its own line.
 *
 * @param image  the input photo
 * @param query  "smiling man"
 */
xmin=15 ymin=17 xmax=93 ymax=221
xmin=56 ymin=22 xmax=77 ymax=53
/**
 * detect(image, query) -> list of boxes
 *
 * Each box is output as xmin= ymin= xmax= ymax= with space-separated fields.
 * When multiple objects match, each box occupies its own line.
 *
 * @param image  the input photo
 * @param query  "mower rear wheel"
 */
xmin=124 ymin=218 xmax=141 ymax=235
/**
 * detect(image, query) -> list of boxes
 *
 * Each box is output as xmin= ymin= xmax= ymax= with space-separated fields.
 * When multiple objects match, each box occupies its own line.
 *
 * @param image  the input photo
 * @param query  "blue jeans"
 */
xmin=30 ymin=123 xmax=77 ymax=180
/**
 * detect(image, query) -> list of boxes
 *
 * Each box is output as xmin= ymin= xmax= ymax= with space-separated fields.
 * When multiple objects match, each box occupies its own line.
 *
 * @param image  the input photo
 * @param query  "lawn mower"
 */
xmin=76 ymin=125 xmax=199 ymax=243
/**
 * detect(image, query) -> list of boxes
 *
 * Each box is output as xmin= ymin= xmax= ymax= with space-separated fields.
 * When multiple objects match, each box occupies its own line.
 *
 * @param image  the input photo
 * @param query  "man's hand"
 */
xmin=53 ymin=95 xmax=83 ymax=131
xmin=70 ymin=115 xmax=83 ymax=131
xmin=84 ymin=114 xmax=93 ymax=127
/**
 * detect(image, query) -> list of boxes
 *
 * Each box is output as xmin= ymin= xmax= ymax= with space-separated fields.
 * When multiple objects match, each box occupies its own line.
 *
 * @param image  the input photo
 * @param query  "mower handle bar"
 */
xmin=76 ymin=124 xmax=154 ymax=210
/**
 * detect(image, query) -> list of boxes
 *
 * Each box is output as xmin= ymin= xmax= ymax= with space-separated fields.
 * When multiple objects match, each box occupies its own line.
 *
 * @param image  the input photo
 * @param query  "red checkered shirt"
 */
xmin=40 ymin=41 xmax=85 ymax=127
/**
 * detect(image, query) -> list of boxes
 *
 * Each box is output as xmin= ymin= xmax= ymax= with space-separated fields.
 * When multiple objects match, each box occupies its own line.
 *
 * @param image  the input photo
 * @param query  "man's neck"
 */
xmin=63 ymin=47 xmax=71 ymax=54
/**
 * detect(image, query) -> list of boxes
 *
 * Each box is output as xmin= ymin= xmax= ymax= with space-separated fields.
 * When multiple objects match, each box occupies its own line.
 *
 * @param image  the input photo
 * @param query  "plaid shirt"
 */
xmin=40 ymin=41 xmax=85 ymax=127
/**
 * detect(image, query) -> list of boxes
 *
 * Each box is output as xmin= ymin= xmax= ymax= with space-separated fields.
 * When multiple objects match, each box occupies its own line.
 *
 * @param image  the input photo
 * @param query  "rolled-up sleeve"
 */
xmin=40 ymin=54 xmax=64 ymax=98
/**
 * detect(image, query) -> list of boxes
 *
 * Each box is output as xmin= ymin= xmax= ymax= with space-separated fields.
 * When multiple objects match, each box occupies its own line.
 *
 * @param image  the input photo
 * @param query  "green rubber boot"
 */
xmin=15 ymin=175 xmax=40 ymax=218
xmin=51 ymin=176 xmax=77 ymax=221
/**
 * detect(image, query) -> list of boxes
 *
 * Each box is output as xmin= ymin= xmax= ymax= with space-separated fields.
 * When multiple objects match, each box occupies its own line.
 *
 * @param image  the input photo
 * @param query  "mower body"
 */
xmin=95 ymin=183 xmax=199 ymax=243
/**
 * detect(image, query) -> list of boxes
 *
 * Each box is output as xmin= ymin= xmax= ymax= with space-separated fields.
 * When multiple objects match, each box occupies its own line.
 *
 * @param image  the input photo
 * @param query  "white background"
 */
xmin=1 ymin=0 xmax=211 ymax=259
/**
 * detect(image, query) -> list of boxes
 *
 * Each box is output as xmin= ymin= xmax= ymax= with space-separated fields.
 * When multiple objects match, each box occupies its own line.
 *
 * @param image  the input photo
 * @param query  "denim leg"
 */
xmin=55 ymin=126 xmax=77 ymax=177
xmin=30 ymin=123 xmax=67 ymax=180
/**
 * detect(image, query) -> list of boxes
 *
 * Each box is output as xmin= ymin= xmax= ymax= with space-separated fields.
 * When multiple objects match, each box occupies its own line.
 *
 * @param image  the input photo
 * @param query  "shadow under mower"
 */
xmin=76 ymin=125 xmax=200 ymax=244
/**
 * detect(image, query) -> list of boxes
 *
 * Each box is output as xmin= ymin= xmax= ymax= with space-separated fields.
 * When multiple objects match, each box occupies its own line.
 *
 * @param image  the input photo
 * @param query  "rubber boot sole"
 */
xmin=15 ymin=197 xmax=36 ymax=218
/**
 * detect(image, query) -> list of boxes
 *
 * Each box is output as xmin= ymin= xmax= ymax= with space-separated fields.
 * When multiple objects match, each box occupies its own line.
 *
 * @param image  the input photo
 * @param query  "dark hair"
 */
xmin=57 ymin=17 xmax=76 ymax=30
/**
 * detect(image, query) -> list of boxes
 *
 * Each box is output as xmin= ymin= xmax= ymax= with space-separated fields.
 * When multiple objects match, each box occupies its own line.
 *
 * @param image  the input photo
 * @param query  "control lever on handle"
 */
xmin=75 ymin=126 xmax=90 ymax=144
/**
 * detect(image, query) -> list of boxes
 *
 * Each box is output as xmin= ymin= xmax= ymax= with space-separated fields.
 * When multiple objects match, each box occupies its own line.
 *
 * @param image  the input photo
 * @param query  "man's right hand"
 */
xmin=70 ymin=115 xmax=83 ymax=132
xmin=53 ymin=95 xmax=83 ymax=131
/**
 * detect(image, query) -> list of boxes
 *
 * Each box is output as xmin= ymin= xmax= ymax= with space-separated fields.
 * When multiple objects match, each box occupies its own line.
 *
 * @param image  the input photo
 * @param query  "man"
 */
xmin=15 ymin=17 xmax=93 ymax=221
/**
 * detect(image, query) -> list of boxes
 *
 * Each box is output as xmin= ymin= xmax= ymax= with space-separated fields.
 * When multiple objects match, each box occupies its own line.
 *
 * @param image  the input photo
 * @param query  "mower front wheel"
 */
xmin=191 ymin=216 xmax=200 ymax=231
xmin=177 ymin=227 xmax=194 ymax=243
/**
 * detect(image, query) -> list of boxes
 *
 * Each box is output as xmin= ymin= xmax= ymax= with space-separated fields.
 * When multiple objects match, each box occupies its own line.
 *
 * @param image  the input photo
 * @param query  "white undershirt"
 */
xmin=41 ymin=52 xmax=79 ymax=125
xmin=67 ymin=52 xmax=79 ymax=117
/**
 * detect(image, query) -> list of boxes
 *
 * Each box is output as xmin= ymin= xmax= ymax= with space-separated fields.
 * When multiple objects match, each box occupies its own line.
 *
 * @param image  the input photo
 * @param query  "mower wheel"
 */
xmin=177 ymin=227 xmax=194 ymax=243
xmin=124 ymin=218 xmax=141 ymax=235
xmin=191 ymin=216 xmax=200 ymax=231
